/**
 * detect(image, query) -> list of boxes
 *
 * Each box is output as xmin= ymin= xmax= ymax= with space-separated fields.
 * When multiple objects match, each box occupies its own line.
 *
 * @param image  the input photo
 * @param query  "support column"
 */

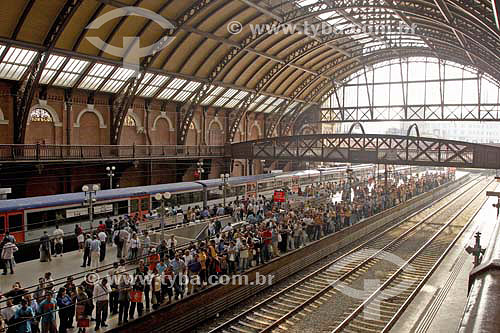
xmin=248 ymin=159 xmax=253 ymax=176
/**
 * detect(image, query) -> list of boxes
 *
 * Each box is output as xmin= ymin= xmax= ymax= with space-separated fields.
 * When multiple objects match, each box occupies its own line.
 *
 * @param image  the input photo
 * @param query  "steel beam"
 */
xmin=231 ymin=133 xmax=500 ymax=169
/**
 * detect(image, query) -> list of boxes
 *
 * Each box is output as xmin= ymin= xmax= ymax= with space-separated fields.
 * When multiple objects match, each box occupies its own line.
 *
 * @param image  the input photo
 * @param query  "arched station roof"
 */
xmin=0 ymin=0 xmax=498 ymax=141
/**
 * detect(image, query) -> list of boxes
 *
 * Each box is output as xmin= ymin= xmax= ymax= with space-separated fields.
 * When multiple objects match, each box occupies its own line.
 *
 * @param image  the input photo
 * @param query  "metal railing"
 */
xmin=0 ymin=144 xmax=225 ymax=162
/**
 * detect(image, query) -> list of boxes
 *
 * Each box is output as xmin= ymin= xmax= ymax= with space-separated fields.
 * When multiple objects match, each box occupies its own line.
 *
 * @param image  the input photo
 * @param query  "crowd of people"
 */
xmin=0 ymin=169 xmax=454 ymax=332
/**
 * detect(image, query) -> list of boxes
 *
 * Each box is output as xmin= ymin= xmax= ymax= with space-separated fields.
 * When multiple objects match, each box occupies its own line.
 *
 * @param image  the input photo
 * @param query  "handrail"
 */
xmin=0 ymin=144 xmax=225 ymax=161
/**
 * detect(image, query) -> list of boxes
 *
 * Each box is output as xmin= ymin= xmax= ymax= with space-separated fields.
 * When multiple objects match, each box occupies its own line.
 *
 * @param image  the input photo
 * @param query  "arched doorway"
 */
xmin=25 ymin=107 xmax=56 ymax=144
xmin=78 ymin=112 xmax=101 ymax=145
xmin=208 ymin=121 xmax=224 ymax=145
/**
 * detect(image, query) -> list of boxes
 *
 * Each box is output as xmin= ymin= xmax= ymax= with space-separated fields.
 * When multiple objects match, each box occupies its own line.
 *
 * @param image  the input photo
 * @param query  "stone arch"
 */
xmin=186 ymin=117 xmax=201 ymax=145
xmin=0 ymin=107 xmax=7 ymax=125
xmin=27 ymin=100 xmax=62 ymax=127
xmin=233 ymin=160 xmax=245 ymax=176
xmin=120 ymin=109 xmax=146 ymax=145
xmin=250 ymin=121 xmax=262 ymax=139
xmin=74 ymin=105 xmax=106 ymax=128
xmin=207 ymin=117 xmax=224 ymax=145
xmin=125 ymin=109 xmax=144 ymax=133
xmin=152 ymin=113 xmax=174 ymax=131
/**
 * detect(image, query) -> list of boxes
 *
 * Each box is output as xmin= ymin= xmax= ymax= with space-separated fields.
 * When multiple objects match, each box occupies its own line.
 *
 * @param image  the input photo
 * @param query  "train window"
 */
xmin=130 ymin=199 xmax=139 ymax=213
xmin=141 ymin=199 xmax=149 ymax=211
xmin=116 ymin=201 xmax=128 ymax=215
xmin=27 ymin=210 xmax=57 ymax=230
xmin=207 ymin=189 xmax=222 ymax=201
xmin=8 ymin=215 xmax=22 ymax=233
xmin=0 ymin=216 xmax=4 ymax=234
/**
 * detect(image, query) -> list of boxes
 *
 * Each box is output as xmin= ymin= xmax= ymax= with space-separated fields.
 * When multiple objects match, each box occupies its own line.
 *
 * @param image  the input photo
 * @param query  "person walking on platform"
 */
xmin=81 ymin=235 xmax=92 ymax=268
xmin=97 ymin=229 xmax=107 ymax=262
xmin=90 ymin=235 xmax=101 ymax=270
xmin=1 ymin=239 xmax=17 ymax=275
xmin=40 ymin=231 xmax=51 ymax=262
xmin=53 ymin=225 xmax=64 ymax=257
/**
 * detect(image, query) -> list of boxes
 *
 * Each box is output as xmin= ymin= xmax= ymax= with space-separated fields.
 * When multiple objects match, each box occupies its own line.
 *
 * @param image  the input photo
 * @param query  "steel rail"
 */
xmin=332 ymin=178 xmax=494 ymax=332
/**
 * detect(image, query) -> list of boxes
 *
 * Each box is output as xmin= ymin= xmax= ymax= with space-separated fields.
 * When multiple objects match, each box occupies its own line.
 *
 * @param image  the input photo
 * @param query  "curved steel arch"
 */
xmin=407 ymin=124 xmax=421 ymax=137
xmin=283 ymin=47 xmax=486 ymax=134
xmin=231 ymin=133 xmax=500 ymax=169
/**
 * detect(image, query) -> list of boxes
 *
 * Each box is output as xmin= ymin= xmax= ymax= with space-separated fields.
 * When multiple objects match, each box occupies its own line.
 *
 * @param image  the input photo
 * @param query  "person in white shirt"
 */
xmin=52 ymin=225 xmax=64 ymax=257
xmin=166 ymin=235 xmax=177 ymax=249
xmin=120 ymin=228 xmax=130 ymax=259
xmin=93 ymin=277 xmax=112 ymax=330
xmin=98 ymin=230 xmax=107 ymax=262
xmin=1 ymin=298 xmax=15 ymax=323
xmin=129 ymin=233 xmax=140 ymax=260
xmin=222 ymin=222 xmax=233 ymax=233
xmin=90 ymin=235 xmax=101 ymax=269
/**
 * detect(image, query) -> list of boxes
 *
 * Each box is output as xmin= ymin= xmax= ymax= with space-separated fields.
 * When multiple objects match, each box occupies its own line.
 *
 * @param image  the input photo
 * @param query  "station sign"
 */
xmin=274 ymin=190 xmax=286 ymax=203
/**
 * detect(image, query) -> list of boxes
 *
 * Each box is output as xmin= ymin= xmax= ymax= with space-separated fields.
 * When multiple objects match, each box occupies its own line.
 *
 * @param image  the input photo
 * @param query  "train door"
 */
xmin=6 ymin=212 xmax=24 ymax=242
xmin=129 ymin=196 xmax=150 ymax=218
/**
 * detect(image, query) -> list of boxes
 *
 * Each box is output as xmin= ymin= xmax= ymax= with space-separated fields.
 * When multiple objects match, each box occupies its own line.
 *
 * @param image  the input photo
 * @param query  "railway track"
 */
xmin=208 ymin=176 xmax=491 ymax=333
xmin=330 ymin=179 xmax=494 ymax=333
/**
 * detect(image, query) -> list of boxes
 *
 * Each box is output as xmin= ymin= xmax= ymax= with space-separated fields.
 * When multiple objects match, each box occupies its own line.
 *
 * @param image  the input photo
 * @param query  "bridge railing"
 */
xmin=0 ymin=144 xmax=226 ymax=161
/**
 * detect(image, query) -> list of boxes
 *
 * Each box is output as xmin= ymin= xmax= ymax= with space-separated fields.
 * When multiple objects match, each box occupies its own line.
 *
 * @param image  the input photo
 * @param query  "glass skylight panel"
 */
xmin=172 ymin=90 xmax=193 ymax=102
xmin=53 ymin=58 xmax=89 ymax=87
xmin=157 ymin=87 xmax=177 ymax=100
xmin=101 ymin=67 xmax=135 ymax=93
xmin=249 ymin=95 xmax=266 ymax=111
xmin=201 ymin=86 xmax=225 ymax=105
xmin=256 ymin=96 xmax=277 ymax=112
xmin=224 ymin=91 xmax=249 ymax=108
xmin=167 ymin=78 xmax=187 ymax=89
xmin=0 ymin=46 xmax=37 ymax=80
xmin=138 ymin=74 xmax=170 ymax=97
xmin=78 ymin=63 xmax=114 ymax=90
xmin=39 ymin=55 xmax=66 ymax=84
xmin=183 ymin=81 xmax=201 ymax=92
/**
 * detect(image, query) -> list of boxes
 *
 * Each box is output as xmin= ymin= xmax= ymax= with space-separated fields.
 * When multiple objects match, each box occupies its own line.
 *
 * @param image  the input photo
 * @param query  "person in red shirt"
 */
xmin=98 ymin=222 xmax=106 ymax=233
xmin=148 ymin=248 xmax=160 ymax=272
xmin=261 ymin=228 xmax=272 ymax=263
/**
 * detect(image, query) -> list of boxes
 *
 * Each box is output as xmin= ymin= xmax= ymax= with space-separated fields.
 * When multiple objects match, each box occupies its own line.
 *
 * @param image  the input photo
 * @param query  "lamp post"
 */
xmin=220 ymin=173 xmax=230 ymax=207
xmin=196 ymin=161 xmax=204 ymax=180
xmin=82 ymin=184 xmax=100 ymax=229
xmin=155 ymin=192 xmax=171 ymax=241
xmin=106 ymin=166 xmax=115 ymax=189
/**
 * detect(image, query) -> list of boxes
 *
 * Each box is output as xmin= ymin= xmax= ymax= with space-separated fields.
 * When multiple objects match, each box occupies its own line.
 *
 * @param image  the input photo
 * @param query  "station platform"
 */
xmin=390 ymin=183 xmax=500 ymax=333
xmin=0 ymin=216 xmax=230 ymax=333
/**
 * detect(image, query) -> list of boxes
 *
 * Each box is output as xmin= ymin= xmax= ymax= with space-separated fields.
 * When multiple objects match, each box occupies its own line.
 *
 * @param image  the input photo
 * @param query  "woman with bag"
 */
xmin=75 ymin=287 xmax=91 ymax=333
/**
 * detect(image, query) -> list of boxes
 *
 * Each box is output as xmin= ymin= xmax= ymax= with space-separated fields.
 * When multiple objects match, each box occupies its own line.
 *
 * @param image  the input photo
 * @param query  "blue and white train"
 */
xmin=0 ymin=164 xmax=415 ymax=243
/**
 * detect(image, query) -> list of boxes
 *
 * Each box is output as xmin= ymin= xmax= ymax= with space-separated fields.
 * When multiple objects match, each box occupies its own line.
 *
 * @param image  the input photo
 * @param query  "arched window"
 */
xmin=124 ymin=115 xmax=136 ymax=127
xmin=29 ymin=108 xmax=53 ymax=123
